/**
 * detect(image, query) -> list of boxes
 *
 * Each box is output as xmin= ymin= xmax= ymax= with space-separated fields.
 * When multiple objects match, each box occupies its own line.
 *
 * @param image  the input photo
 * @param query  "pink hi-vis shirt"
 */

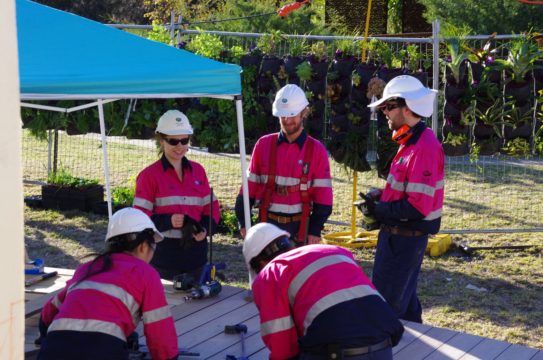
xmin=252 ymin=245 xmax=389 ymax=360
xmin=134 ymin=158 xmax=219 ymax=239
xmin=380 ymin=127 xmax=444 ymax=234
xmin=244 ymin=133 xmax=333 ymax=214
xmin=40 ymin=254 xmax=178 ymax=360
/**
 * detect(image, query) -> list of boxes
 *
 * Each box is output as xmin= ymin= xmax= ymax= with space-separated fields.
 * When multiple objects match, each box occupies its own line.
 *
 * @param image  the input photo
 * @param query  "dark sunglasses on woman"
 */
xmin=164 ymin=137 xmax=190 ymax=146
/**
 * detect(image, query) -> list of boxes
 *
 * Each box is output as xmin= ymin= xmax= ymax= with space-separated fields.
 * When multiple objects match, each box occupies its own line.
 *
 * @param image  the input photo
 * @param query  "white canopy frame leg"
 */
xmin=97 ymin=99 xmax=113 ymax=218
xmin=235 ymin=98 xmax=252 ymax=232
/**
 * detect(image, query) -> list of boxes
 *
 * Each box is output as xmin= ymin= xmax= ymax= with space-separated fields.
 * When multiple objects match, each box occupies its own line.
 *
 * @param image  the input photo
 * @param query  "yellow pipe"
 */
xmin=351 ymin=172 xmax=358 ymax=238
xmin=361 ymin=0 xmax=373 ymax=62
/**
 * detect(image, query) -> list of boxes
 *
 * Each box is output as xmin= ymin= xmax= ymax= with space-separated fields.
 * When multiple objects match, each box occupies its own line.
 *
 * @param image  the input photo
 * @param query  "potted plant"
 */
xmin=257 ymin=30 xmax=285 ymax=74
xmin=42 ymin=169 xmax=104 ymax=212
xmin=307 ymin=41 xmax=329 ymax=80
xmin=401 ymin=43 xmax=430 ymax=85
xmin=464 ymin=32 xmax=499 ymax=84
xmin=284 ymin=36 xmax=308 ymax=82
xmin=471 ymin=97 xmax=510 ymax=139
xmin=332 ymin=38 xmax=358 ymax=78
xmin=503 ymin=103 xmax=533 ymax=139
xmin=368 ymin=39 xmax=403 ymax=82
xmin=494 ymin=34 xmax=542 ymax=105
xmin=501 ymin=137 xmax=531 ymax=158
xmin=442 ymin=133 xmax=469 ymax=156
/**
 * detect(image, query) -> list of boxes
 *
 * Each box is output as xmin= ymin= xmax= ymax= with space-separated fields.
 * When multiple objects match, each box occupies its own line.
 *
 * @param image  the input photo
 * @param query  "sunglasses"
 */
xmin=379 ymin=102 xmax=403 ymax=112
xmin=164 ymin=137 xmax=190 ymax=146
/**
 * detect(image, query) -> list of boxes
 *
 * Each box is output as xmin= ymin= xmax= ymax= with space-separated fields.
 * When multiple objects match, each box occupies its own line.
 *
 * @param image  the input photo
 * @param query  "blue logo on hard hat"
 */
xmin=175 ymin=117 xmax=182 ymax=122
xmin=281 ymin=98 xmax=288 ymax=103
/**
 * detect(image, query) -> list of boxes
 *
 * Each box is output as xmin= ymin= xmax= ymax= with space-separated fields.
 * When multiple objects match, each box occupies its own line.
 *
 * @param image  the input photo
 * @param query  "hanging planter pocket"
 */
xmin=42 ymin=184 xmax=104 ymax=212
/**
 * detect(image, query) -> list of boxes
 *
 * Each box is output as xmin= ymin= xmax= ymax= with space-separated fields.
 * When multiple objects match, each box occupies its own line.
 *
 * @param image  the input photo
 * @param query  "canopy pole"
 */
xmin=235 ymin=98 xmax=251 ymax=233
xmin=97 ymin=99 xmax=113 ymax=218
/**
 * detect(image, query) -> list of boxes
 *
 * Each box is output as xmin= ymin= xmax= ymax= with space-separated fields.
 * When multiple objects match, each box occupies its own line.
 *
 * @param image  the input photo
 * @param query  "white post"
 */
xmin=235 ymin=99 xmax=252 ymax=232
xmin=0 ymin=0 xmax=24 ymax=358
xmin=432 ymin=19 xmax=440 ymax=134
xmin=97 ymin=100 xmax=113 ymax=218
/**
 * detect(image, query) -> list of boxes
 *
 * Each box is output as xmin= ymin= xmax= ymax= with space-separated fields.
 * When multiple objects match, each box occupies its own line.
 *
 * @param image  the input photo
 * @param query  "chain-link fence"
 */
xmin=22 ymin=29 xmax=543 ymax=233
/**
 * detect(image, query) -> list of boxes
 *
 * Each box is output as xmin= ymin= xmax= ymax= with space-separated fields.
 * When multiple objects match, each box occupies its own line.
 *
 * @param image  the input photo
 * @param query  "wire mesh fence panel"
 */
xmin=22 ymin=129 xmax=543 ymax=232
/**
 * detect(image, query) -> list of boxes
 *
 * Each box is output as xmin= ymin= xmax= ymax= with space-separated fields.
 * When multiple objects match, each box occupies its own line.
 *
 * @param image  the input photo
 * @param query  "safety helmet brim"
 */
xmin=106 ymin=207 xmax=164 ymax=243
xmin=367 ymin=75 xmax=438 ymax=117
xmin=242 ymin=223 xmax=290 ymax=285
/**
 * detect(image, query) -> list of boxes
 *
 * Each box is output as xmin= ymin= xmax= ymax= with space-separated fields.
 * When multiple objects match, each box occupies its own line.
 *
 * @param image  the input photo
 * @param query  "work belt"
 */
xmin=304 ymin=338 xmax=392 ymax=359
xmin=381 ymin=224 xmax=425 ymax=237
xmin=267 ymin=213 xmax=302 ymax=224
xmin=275 ymin=184 xmax=301 ymax=196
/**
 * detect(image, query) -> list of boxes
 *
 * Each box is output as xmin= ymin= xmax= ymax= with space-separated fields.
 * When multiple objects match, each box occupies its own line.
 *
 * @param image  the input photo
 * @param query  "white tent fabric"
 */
xmin=16 ymin=0 xmax=252 ymax=227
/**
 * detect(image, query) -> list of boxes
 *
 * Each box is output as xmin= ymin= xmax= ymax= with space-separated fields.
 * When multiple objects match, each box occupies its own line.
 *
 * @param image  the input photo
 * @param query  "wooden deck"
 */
xmin=25 ymin=269 xmax=542 ymax=360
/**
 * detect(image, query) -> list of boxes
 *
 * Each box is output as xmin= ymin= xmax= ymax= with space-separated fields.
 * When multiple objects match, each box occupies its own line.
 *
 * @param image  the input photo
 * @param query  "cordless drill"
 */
xmin=184 ymin=280 xmax=222 ymax=301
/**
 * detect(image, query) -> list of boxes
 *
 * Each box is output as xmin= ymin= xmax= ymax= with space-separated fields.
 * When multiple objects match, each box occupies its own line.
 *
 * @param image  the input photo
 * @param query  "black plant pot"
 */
xmin=257 ymin=76 xmax=274 ymax=95
xmin=354 ymin=63 xmax=378 ymax=89
xmin=309 ymin=60 xmax=330 ymax=80
xmin=475 ymin=138 xmax=502 ymax=156
xmin=331 ymin=100 xmax=350 ymax=115
xmin=350 ymin=121 xmax=370 ymax=136
xmin=307 ymin=79 xmax=326 ymax=97
xmin=442 ymin=142 xmax=470 ymax=156
xmin=330 ymin=115 xmax=349 ymax=132
xmin=504 ymin=122 xmax=533 ymax=140
xmin=378 ymin=68 xmax=404 ymax=83
xmin=504 ymin=80 xmax=533 ymax=106
xmin=443 ymin=101 xmax=463 ymax=122
xmin=240 ymin=54 xmax=262 ymax=69
xmin=408 ymin=71 xmax=429 ymax=87
xmin=42 ymin=184 xmax=104 ymax=212
xmin=332 ymin=57 xmax=356 ymax=78
xmin=309 ymin=99 xmax=325 ymax=119
xmin=260 ymin=55 xmax=283 ymax=75
xmin=444 ymin=83 xmax=467 ymax=103
xmin=445 ymin=60 xmax=469 ymax=88
xmin=443 ymin=123 xmax=470 ymax=136
xmin=486 ymin=69 xmax=502 ymax=85
xmin=283 ymin=55 xmax=305 ymax=77
xmin=470 ymin=62 xmax=484 ymax=83
xmin=351 ymin=87 xmax=368 ymax=104
xmin=473 ymin=123 xmax=498 ymax=139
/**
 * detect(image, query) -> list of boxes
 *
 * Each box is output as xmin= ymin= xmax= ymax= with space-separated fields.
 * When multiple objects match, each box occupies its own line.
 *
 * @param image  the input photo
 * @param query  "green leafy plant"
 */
xmin=146 ymin=20 xmax=173 ymax=45
xmin=471 ymin=98 xmax=511 ymax=137
xmin=112 ymin=186 xmax=135 ymax=207
xmin=443 ymin=133 xmax=468 ymax=146
xmin=186 ymin=29 xmax=224 ymax=60
xmin=296 ymin=62 xmax=313 ymax=82
xmin=287 ymin=36 xmax=308 ymax=57
xmin=464 ymin=32 xmax=498 ymax=65
xmin=47 ymin=169 xmax=99 ymax=188
xmin=504 ymin=104 xmax=533 ymax=128
xmin=502 ymin=137 xmax=531 ymax=158
xmin=368 ymin=39 xmax=394 ymax=68
xmin=494 ymin=33 xmax=542 ymax=84
xmin=443 ymin=37 xmax=469 ymax=85
xmin=309 ymin=41 xmax=328 ymax=62
xmin=401 ymin=44 xmax=424 ymax=73
xmin=334 ymin=38 xmax=358 ymax=58
xmin=256 ymin=30 xmax=285 ymax=56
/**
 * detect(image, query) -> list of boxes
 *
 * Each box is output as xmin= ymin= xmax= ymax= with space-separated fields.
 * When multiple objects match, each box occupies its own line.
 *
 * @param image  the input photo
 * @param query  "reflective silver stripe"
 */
xmin=163 ymin=229 xmax=182 ymax=238
xmin=288 ymin=255 xmax=357 ymax=305
xmin=424 ymin=208 xmax=442 ymax=221
xmin=248 ymin=173 xmax=265 ymax=183
xmin=387 ymin=174 xmax=406 ymax=192
xmin=269 ymin=203 xmax=303 ymax=214
xmin=303 ymin=285 xmax=383 ymax=334
xmin=51 ymin=295 xmax=62 ymax=309
xmin=311 ymin=178 xmax=332 ymax=188
xmin=260 ymin=315 xmax=295 ymax=337
xmin=133 ymin=197 xmax=154 ymax=211
xmin=48 ymin=318 xmax=126 ymax=341
xmin=142 ymin=305 xmax=171 ymax=325
xmin=156 ymin=195 xmax=206 ymax=207
xmin=276 ymin=176 xmax=300 ymax=186
xmin=200 ymin=193 xmax=218 ymax=206
xmin=436 ymin=180 xmax=445 ymax=189
xmin=405 ymin=182 xmax=436 ymax=197
xmin=68 ymin=281 xmax=139 ymax=326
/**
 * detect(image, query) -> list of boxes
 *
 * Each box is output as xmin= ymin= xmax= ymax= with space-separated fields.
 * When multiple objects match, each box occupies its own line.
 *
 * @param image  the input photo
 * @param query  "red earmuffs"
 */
xmin=392 ymin=124 xmax=414 ymax=145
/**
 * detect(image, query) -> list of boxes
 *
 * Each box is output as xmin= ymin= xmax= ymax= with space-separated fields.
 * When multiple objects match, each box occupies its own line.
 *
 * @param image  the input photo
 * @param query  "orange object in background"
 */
xmin=277 ymin=0 xmax=310 ymax=17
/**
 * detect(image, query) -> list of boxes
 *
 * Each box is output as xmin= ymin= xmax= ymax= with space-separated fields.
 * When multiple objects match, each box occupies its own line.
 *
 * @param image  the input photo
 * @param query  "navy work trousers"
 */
xmin=372 ymin=230 xmax=428 ymax=323
xmin=299 ymin=347 xmax=392 ymax=360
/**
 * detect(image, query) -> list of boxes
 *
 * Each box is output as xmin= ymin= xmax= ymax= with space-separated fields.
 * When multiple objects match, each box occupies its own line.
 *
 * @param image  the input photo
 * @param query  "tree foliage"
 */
xmin=418 ymin=0 xmax=543 ymax=34
xmin=35 ymin=0 xmax=147 ymax=23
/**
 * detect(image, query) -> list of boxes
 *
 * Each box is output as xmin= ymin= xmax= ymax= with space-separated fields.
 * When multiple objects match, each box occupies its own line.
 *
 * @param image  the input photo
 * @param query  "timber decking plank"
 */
xmin=494 ymin=344 xmax=540 ymax=360
xmin=189 ymin=315 xmax=262 ymax=358
xmin=169 ymin=286 xmax=245 ymax=321
xmin=393 ymin=321 xmax=433 ymax=354
xmin=395 ymin=326 xmax=458 ymax=360
xmin=25 ymin=289 xmax=61 ymax=318
xmin=459 ymin=338 xmax=512 ymax=359
xmin=424 ymin=332 xmax=485 ymax=360
xmin=529 ymin=350 xmax=543 ymax=359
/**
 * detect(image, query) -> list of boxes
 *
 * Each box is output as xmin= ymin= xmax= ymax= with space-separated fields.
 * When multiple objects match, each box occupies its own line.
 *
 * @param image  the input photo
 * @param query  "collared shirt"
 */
xmin=375 ymin=122 xmax=445 ymax=234
xmin=252 ymin=245 xmax=404 ymax=359
xmin=235 ymin=130 xmax=333 ymax=236
xmin=41 ymin=254 xmax=178 ymax=360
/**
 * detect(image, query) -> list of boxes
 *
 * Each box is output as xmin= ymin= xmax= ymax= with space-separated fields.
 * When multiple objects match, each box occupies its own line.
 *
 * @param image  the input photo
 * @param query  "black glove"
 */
xmin=360 ymin=194 xmax=377 ymax=217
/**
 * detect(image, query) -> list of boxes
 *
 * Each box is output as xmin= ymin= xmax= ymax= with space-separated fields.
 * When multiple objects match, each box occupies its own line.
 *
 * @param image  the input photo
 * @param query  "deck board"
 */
xmin=24 ymin=270 xmax=542 ymax=360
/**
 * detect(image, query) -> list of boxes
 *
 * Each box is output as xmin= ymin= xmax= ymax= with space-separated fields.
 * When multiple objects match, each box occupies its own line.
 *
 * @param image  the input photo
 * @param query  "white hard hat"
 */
xmin=106 ymin=207 xmax=163 ymax=243
xmin=272 ymin=84 xmax=309 ymax=117
xmin=367 ymin=75 xmax=438 ymax=117
xmin=242 ymin=223 xmax=290 ymax=284
xmin=155 ymin=110 xmax=193 ymax=135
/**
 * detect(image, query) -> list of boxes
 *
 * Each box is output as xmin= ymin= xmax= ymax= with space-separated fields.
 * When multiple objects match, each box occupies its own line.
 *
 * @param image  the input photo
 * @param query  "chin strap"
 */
xmin=392 ymin=124 xmax=414 ymax=145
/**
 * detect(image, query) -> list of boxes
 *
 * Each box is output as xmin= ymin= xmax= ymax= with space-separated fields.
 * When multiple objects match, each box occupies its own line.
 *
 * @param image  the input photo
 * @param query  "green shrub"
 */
xmin=47 ymin=169 xmax=99 ymax=188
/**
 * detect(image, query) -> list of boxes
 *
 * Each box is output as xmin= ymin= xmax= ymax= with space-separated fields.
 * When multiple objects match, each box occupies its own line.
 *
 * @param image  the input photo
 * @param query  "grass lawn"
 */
xmin=22 ymin=130 xmax=543 ymax=350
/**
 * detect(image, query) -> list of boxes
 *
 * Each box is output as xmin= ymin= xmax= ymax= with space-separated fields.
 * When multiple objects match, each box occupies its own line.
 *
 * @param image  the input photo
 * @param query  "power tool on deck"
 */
xmin=173 ymin=188 xmax=226 ymax=301
xmin=354 ymin=188 xmax=382 ymax=231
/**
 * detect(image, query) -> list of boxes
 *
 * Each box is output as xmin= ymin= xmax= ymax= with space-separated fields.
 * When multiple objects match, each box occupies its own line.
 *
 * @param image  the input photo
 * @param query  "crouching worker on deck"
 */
xmin=243 ymin=223 xmax=404 ymax=360
xmin=38 ymin=208 xmax=179 ymax=360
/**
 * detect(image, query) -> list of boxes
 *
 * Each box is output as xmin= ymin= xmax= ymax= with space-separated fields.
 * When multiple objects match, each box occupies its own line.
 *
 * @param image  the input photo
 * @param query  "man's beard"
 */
xmin=282 ymin=121 xmax=302 ymax=136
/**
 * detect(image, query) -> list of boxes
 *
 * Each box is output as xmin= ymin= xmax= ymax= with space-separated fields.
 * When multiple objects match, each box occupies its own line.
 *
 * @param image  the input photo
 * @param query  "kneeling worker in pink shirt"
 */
xmin=243 ymin=223 xmax=404 ymax=360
